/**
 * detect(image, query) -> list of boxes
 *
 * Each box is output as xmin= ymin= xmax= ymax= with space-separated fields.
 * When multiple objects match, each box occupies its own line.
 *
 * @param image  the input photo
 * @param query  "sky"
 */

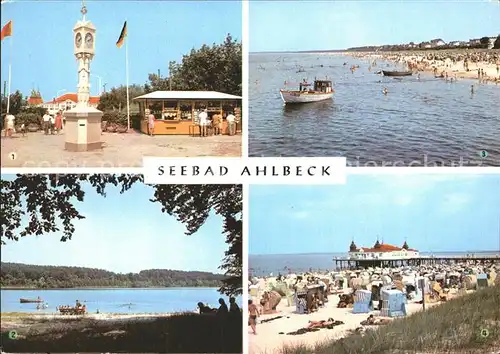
xmin=249 ymin=174 xmax=500 ymax=255
xmin=250 ymin=0 xmax=500 ymax=52
xmin=1 ymin=175 xmax=229 ymax=274
xmin=0 ymin=0 xmax=242 ymax=100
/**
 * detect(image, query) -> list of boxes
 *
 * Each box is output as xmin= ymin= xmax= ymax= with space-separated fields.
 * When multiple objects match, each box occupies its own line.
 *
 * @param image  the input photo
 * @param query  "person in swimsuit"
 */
xmin=248 ymin=299 xmax=259 ymax=334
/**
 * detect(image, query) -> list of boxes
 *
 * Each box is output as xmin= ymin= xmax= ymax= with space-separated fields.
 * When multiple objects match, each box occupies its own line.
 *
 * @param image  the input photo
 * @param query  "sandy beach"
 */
xmin=0 ymin=311 xmax=182 ymax=330
xmin=248 ymin=287 xmax=441 ymax=354
xmin=249 ymin=257 xmax=499 ymax=354
xmin=345 ymin=49 xmax=500 ymax=84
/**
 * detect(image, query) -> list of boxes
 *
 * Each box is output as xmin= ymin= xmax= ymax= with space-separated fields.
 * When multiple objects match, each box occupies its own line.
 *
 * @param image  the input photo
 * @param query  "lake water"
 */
xmin=249 ymin=53 xmax=500 ymax=166
xmin=249 ymin=251 xmax=500 ymax=277
xmin=0 ymin=287 xmax=240 ymax=314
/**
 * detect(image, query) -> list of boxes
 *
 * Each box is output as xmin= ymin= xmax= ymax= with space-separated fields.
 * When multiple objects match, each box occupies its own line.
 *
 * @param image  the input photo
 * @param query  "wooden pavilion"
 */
xmin=133 ymin=90 xmax=242 ymax=135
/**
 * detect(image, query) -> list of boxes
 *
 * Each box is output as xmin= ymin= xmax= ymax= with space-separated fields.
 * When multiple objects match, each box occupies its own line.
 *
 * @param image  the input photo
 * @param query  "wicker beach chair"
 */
xmin=352 ymin=289 xmax=373 ymax=313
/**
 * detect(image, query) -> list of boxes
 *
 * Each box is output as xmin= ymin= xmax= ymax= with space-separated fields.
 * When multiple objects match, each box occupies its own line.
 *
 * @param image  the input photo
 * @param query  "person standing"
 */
xmin=54 ymin=111 xmax=63 ymax=134
xmin=147 ymin=110 xmax=155 ymax=137
xmin=49 ymin=115 xmax=55 ymax=134
xmin=42 ymin=112 xmax=51 ymax=135
xmin=248 ymin=299 xmax=259 ymax=335
xmin=4 ymin=114 xmax=15 ymax=137
xmin=198 ymin=109 xmax=208 ymax=137
xmin=226 ymin=111 xmax=236 ymax=136
xmin=212 ymin=113 xmax=222 ymax=135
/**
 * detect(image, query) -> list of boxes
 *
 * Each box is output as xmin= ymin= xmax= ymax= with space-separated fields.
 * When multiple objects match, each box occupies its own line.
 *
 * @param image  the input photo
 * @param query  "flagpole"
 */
xmin=125 ymin=22 xmax=130 ymax=131
xmin=6 ymin=34 xmax=12 ymax=114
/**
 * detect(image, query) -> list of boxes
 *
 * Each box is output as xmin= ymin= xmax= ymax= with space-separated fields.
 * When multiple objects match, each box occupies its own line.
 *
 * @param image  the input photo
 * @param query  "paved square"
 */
xmin=1 ymin=131 xmax=241 ymax=168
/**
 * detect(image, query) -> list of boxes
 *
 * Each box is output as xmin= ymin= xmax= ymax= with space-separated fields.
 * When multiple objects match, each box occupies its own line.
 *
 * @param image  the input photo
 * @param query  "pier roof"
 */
xmin=351 ymin=243 xmax=418 ymax=253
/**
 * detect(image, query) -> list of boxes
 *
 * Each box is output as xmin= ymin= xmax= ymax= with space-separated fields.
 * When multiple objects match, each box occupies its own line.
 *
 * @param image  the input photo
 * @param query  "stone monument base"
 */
xmin=64 ymin=106 xmax=103 ymax=152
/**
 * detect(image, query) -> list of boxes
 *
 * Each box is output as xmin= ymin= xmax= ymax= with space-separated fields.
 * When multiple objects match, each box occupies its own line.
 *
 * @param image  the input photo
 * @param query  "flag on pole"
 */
xmin=116 ymin=21 xmax=127 ymax=48
xmin=1 ymin=20 xmax=12 ymax=41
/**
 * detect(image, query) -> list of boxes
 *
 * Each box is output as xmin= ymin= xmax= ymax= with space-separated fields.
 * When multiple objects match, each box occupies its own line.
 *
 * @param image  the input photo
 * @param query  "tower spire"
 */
xmin=81 ymin=0 xmax=87 ymax=21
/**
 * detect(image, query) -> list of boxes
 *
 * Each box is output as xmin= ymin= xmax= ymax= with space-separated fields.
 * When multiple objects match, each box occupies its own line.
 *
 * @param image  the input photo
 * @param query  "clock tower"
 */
xmin=73 ymin=2 xmax=95 ymax=107
xmin=64 ymin=0 xmax=103 ymax=152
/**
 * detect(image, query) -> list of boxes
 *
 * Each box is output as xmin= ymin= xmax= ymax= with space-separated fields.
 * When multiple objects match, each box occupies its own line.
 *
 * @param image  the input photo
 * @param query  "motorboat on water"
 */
xmin=381 ymin=70 xmax=413 ymax=77
xmin=20 ymin=297 xmax=43 ymax=303
xmin=279 ymin=79 xmax=334 ymax=104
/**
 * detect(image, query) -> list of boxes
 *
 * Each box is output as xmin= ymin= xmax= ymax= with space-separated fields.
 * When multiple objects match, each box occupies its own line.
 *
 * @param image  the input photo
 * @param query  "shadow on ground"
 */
xmin=1 ymin=312 xmax=242 ymax=353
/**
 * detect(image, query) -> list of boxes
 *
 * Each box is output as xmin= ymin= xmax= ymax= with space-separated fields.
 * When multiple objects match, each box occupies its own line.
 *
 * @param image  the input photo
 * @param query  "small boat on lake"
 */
xmin=280 ymin=79 xmax=334 ymax=104
xmin=381 ymin=70 xmax=413 ymax=77
xmin=20 ymin=297 xmax=43 ymax=303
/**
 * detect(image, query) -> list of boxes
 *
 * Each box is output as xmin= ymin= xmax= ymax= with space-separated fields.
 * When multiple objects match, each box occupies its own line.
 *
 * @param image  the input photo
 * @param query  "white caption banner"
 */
xmin=143 ymin=157 xmax=346 ymax=185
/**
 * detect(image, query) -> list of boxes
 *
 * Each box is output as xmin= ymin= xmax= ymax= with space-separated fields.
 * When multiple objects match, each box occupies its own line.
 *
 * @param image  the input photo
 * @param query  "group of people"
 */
xmin=196 ymin=109 xmax=238 ymax=137
xmin=42 ymin=111 xmax=64 ymax=135
xmin=57 ymin=299 xmax=87 ymax=314
xmin=2 ymin=110 xmax=64 ymax=137
xmin=197 ymin=297 xmax=241 ymax=318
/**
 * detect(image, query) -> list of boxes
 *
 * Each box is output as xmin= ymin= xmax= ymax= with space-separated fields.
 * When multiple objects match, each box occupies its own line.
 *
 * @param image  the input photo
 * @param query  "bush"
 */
xmin=130 ymin=113 xmax=142 ymax=130
xmin=102 ymin=111 xmax=128 ymax=126
xmin=21 ymin=106 xmax=47 ymax=117
xmin=15 ymin=113 xmax=41 ymax=128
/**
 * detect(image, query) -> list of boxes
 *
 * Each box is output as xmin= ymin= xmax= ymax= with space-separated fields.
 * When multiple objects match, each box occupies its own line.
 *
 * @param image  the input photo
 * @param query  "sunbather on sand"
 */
xmin=307 ymin=317 xmax=336 ymax=329
xmin=360 ymin=314 xmax=392 ymax=326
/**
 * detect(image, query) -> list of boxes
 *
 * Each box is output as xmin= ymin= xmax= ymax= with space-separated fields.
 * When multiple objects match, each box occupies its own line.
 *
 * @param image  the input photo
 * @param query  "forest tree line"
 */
xmin=0 ymin=262 xmax=226 ymax=289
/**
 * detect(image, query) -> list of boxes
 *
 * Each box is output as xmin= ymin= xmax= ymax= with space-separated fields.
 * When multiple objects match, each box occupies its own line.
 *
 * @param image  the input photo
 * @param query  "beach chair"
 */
xmin=477 ymin=274 xmax=488 ymax=289
xmin=295 ymin=292 xmax=307 ymax=314
xmin=352 ymin=289 xmax=373 ymax=313
xmin=380 ymin=289 xmax=407 ymax=318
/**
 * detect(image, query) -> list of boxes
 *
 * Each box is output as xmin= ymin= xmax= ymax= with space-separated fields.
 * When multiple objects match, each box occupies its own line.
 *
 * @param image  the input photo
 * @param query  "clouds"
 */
xmin=250 ymin=175 xmax=500 ymax=255
xmin=251 ymin=174 xmax=495 ymax=225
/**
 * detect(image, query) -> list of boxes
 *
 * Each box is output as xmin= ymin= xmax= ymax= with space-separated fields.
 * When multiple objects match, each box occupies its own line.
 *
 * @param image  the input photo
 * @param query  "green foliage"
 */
xmin=0 ymin=175 xmax=242 ymax=296
xmin=102 ymin=111 xmax=128 ymax=126
xmin=0 ymin=262 xmax=225 ymax=288
xmin=97 ymin=85 xmax=144 ymax=112
xmin=145 ymin=34 xmax=242 ymax=96
xmin=130 ymin=113 xmax=142 ymax=130
xmin=494 ymin=35 xmax=500 ymax=49
xmin=14 ymin=113 xmax=41 ymax=128
xmin=1 ymin=90 xmax=25 ymax=115
xmin=479 ymin=36 xmax=490 ymax=47
xmin=21 ymin=105 xmax=47 ymax=117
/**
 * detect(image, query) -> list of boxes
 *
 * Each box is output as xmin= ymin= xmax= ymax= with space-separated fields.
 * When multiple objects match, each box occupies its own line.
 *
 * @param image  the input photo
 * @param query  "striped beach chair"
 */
xmin=352 ymin=289 xmax=373 ymax=313
xmin=380 ymin=289 xmax=407 ymax=318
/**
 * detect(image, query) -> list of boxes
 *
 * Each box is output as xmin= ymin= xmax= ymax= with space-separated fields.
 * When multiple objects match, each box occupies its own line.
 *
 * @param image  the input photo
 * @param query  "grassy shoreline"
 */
xmin=282 ymin=285 xmax=500 ymax=354
xmin=1 ymin=311 xmax=243 ymax=352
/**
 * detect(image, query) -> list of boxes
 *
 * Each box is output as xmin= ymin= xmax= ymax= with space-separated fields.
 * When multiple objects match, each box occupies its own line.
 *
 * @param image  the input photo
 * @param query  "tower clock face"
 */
xmin=85 ymin=33 xmax=94 ymax=49
xmin=75 ymin=33 xmax=82 ymax=48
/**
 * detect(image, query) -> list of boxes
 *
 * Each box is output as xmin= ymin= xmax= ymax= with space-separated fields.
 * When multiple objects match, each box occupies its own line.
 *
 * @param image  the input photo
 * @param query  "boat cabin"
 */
xmin=313 ymin=80 xmax=333 ymax=93
xmin=295 ymin=79 xmax=333 ymax=93
xmin=133 ymin=90 xmax=242 ymax=135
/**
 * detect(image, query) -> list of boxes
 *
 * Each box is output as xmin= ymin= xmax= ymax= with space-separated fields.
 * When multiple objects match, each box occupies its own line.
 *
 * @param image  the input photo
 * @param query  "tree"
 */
xmin=479 ymin=36 xmax=491 ymax=48
xmin=145 ymin=34 xmax=242 ymax=96
xmin=494 ymin=35 xmax=500 ymax=49
xmin=1 ymin=90 xmax=25 ymax=115
xmin=97 ymin=84 xmax=145 ymax=112
xmin=0 ymin=175 xmax=242 ymax=296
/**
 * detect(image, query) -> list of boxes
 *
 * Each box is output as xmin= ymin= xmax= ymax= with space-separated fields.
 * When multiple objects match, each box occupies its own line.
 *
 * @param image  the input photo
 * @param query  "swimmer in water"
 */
xmin=382 ymin=88 xmax=388 ymax=95
xmin=470 ymin=85 xmax=474 ymax=94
